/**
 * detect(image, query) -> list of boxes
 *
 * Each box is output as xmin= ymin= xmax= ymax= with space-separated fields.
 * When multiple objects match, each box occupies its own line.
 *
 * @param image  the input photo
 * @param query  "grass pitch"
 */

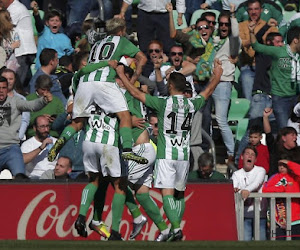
xmin=1 ymin=241 xmax=300 ymax=250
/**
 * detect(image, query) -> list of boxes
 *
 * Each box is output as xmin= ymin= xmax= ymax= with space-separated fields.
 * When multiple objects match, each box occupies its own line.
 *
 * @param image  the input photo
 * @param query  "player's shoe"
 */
xmin=89 ymin=221 xmax=110 ymax=239
xmin=155 ymin=232 xmax=169 ymax=242
xmin=129 ymin=215 xmax=147 ymax=239
xmin=48 ymin=137 xmax=65 ymax=162
xmin=74 ymin=215 xmax=87 ymax=238
xmin=167 ymin=229 xmax=183 ymax=242
xmin=122 ymin=151 xmax=148 ymax=164
xmin=108 ymin=230 xmax=123 ymax=241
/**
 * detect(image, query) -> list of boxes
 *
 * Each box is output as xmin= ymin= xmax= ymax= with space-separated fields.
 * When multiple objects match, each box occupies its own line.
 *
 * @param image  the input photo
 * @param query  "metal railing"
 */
xmin=235 ymin=192 xmax=300 ymax=241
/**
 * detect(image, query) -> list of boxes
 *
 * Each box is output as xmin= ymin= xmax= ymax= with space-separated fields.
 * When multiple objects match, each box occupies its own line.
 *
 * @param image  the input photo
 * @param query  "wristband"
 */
xmin=39 ymin=146 xmax=44 ymax=151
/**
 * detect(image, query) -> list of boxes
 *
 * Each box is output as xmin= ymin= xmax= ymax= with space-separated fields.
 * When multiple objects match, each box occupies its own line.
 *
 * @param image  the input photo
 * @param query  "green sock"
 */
xmin=79 ymin=183 xmax=98 ymax=216
xmin=175 ymin=197 xmax=185 ymax=223
xmin=60 ymin=126 xmax=77 ymax=141
xmin=111 ymin=193 xmax=126 ymax=232
xmin=125 ymin=187 xmax=142 ymax=219
xmin=119 ymin=127 xmax=133 ymax=150
xmin=136 ymin=192 xmax=168 ymax=232
xmin=163 ymin=195 xmax=180 ymax=230
xmin=93 ymin=180 xmax=109 ymax=221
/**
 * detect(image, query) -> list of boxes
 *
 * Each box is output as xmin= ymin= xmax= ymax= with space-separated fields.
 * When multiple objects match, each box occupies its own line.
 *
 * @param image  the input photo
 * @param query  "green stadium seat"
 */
xmin=173 ymin=10 xmax=188 ymax=29
xmin=235 ymin=118 xmax=249 ymax=142
xmin=190 ymin=9 xmax=220 ymax=26
xmin=227 ymin=98 xmax=250 ymax=134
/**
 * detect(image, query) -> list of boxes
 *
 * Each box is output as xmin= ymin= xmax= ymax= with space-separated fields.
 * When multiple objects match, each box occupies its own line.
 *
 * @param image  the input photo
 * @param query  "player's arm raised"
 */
xmin=116 ymin=64 xmax=146 ymax=104
xmin=131 ymin=51 xmax=147 ymax=84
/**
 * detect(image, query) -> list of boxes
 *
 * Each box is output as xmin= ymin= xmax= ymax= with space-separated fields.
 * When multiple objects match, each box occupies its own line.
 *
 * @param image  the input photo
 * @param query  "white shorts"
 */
xmin=128 ymin=143 xmax=156 ymax=188
xmin=153 ymin=159 xmax=189 ymax=191
xmin=82 ymin=141 xmax=121 ymax=177
xmin=73 ymin=81 xmax=128 ymax=119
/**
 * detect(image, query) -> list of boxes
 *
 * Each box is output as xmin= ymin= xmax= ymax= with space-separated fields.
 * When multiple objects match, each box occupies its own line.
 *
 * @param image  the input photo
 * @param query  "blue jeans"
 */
xmin=67 ymin=0 xmax=93 ymax=26
xmin=212 ymin=81 xmax=235 ymax=156
xmin=244 ymin=218 xmax=267 ymax=241
xmin=0 ymin=144 xmax=25 ymax=176
xmin=272 ymin=94 xmax=298 ymax=129
xmin=240 ymin=65 xmax=255 ymax=102
xmin=184 ymin=0 xmax=205 ymax=24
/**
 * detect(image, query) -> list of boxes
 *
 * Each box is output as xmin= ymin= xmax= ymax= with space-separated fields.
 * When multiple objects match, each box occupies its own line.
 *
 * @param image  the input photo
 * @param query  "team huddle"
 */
xmin=47 ymin=17 xmax=223 ymax=241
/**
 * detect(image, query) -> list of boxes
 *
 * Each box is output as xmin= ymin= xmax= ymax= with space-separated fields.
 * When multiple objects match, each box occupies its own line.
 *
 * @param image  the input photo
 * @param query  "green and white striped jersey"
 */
xmin=85 ymin=104 xmax=119 ymax=147
xmin=145 ymin=94 xmax=206 ymax=160
xmin=79 ymin=35 xmax=140 ymax=83
xmin=124 ymin=89 xmax=149 ymax=143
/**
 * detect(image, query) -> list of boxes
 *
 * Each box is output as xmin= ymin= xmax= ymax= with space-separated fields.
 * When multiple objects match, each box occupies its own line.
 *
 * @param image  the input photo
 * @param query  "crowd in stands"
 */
xmin=0 ymin=0 xmax=300 ymax=240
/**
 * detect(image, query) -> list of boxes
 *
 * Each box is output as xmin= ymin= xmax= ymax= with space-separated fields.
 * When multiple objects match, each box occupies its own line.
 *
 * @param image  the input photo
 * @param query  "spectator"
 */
xmin=201 ymin=0 xmax=246 ymax=11
xmin=29 ymin=48 xmax=66 ymax=106
xmin=31 ymin=2 xmax=75 ymax=70
xmin=0 ymin=0 xmax=37 ymax=87
xmin=148 ymin=44 xmax=196 ymax=96
xmin=263 ymin=159 xmax=300 ymax=240
xmin=238 ymin=0 xmax=278 ymax=101
xmin=201 ymin=11 xmax=217 ymax=34
xmin=26 ymin=74 xmax=64 ymax=138
xmin=263 ymin=108 xmax=300 ymax=177
xmin=238 ymin=125 xmax=269 ymax=174
xmin=232 ymin=145 xmax=267 ymax=241
xmin=40 ymin=156 xmax=72 ymax=179
xmin=288 ymin=101 xmax=300 ymax=145
xmin=1 ymin=68 xmax=29 ymax=140
xmin=21 ymin=115 xmax=57 ymax=179
xmin=116 ymin=0 xmax=184 ymax=76
xmin=250 ymin=25 xmax=300 ymax=129
xmin=188 ymin=152 xmax=226 ymax=180
xmin=0 ymin=9 xmax=20 ymax=72
xmin=0 ymin=76 xmax=52 ymax=177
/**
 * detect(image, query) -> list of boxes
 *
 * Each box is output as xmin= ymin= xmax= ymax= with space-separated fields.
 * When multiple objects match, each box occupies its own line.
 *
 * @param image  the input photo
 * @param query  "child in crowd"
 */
xmin=263 ymin=159 xmax=300 ymax=240
xmin=238 ymin=125 xmax=269 ymax=174
xmin=31 ymin=1 xmax=76 ymax=69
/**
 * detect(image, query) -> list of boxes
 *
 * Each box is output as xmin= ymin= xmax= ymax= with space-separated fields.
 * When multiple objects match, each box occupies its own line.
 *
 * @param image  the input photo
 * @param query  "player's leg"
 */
xmin=48 ymin=117 xmax=85 ymax=161
xmin=89 ymin=176 xmax=111 ymax=239
xmin=135 ymin=185 xmax=169 ymax=241
xmin=109 ymin=176 xmax=127 ymax=240
xmin=117 ymin=110 xmax=148 ymax=164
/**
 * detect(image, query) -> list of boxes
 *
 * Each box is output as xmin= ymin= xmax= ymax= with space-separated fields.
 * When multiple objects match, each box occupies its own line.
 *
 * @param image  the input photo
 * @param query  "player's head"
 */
xmin=198 ymin=152 xmax=214 ymax=179
xmin=167 ymin=72 xmax=187 ymax=94
xmin=116 ymin=64 xmax=134 ymax=87
xmin=266 ymin=32 xmax=283 ymax=47
xmin=106 ymin=18 xmax=126 ymax=36
xmin=249 ymin=125 xmax=263 ymax=146
xmin=46 ymin=9 xmax=62 ymax=34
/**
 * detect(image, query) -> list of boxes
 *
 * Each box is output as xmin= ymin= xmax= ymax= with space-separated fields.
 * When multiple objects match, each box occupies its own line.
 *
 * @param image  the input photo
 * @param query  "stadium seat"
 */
xmin=227 ymin=98 xmax=250 ymax=134
xmin=235 ymin=118 xmax=249 ymax=142
xmin=190 ymin=9 xmax=220 ymax=26
xmin=173 ymin=10 xmax=188 ymax=29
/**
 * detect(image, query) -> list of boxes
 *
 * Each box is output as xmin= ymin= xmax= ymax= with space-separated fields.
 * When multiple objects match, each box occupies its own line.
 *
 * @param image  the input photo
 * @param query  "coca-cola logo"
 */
xmin=17 ymin=189 xmax=193 ymax=240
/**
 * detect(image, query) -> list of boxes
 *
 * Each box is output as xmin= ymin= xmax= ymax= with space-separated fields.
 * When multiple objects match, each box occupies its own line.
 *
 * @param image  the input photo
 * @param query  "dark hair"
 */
xmin=168 ymin=72 xmax=187 ymax=92
xmin=59 ymin=55 xmax=73 ymax=67
xmin=198 ymin=152 xmax=214 ymax=168
xmin=266 ymin=32 xmax=282 ymax=44
xmin=242 ymin=145 xmax=258 ymax=156
xmin=247 ymin=0 xmax=262 ymax=8
xmin=1 ymin=68 xmax=25 ymax=96
xmin=287 ymin=26 xmax=300 ymax=45
xmin=201 ymin=11 xmax=216 ymax=19
xmin=249 ymin=125 xmax=263 ymax=136
xmin=40 ymin=48 xmax=57 ymax=66
xmin=0 ymin=76 xmax=8 ymax=85
xmin=35 ymin=74 xmax=53 ymax=89
xmin=46 ymin=9 xmax=62 ymax=21
xmin=72 ymin=51 xmax=89 ymax=71
xmin=195 ymin=17 xmax=209 ymax=26
xmin=124 ymin=65 xmax=134 ymax=79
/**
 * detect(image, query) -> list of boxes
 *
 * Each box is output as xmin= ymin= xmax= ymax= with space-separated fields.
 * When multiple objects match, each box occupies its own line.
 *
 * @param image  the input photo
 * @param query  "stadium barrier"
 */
xmin=235 ymin=192 xmax=300 ymax=241
xmin=0 ymin=181 xmax=237 ymax=241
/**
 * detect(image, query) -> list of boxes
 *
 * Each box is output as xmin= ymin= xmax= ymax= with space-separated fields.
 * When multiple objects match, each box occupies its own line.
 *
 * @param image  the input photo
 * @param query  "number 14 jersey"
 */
xmin=145 ymin=94 xmax=206 ymax=161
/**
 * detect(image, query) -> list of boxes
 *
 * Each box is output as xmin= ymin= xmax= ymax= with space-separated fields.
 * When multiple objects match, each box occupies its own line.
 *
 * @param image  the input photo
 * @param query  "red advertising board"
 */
xmin=0 ymin=182 xmax=237 ymax=241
